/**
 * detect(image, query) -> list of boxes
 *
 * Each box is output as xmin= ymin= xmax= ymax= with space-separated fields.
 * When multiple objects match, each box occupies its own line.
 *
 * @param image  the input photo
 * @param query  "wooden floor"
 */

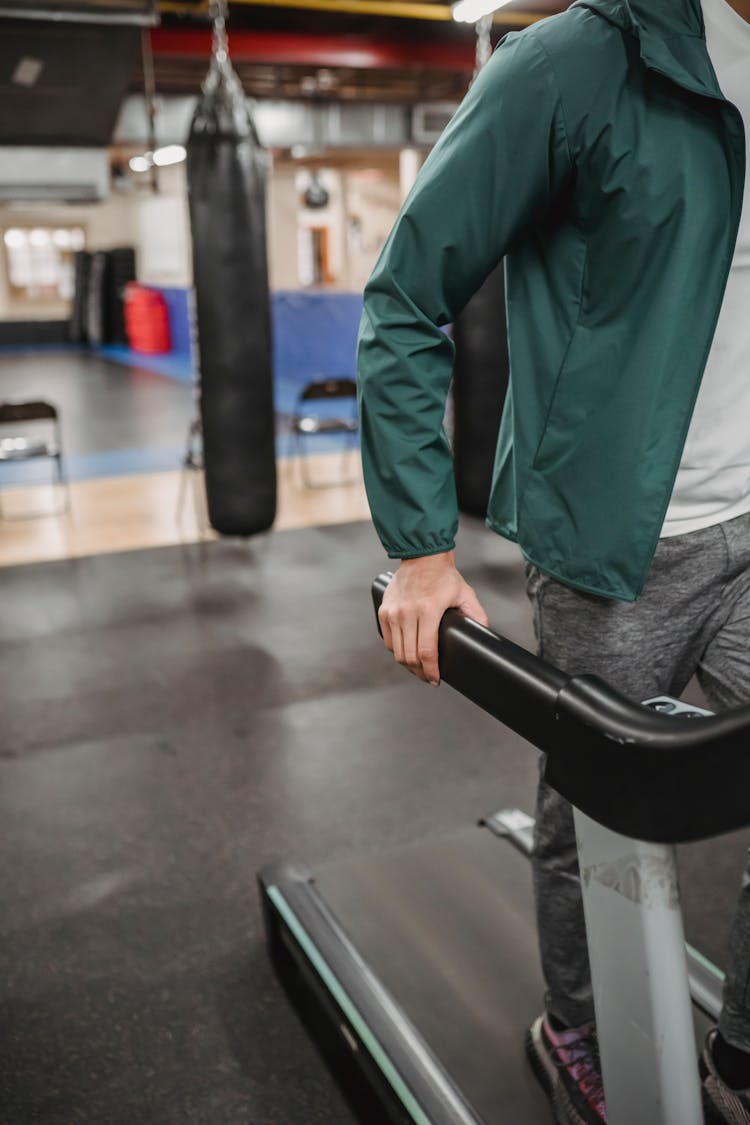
xmin=0 ymin=452 xmax=371 ymax=568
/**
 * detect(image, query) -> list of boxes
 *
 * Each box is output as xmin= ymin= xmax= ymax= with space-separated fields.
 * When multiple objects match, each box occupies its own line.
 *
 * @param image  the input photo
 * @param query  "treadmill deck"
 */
xmin=313 ymin=826 xmax=551 ymax=1122
xmin=263 ymin=824 xmax=713 ymax=1124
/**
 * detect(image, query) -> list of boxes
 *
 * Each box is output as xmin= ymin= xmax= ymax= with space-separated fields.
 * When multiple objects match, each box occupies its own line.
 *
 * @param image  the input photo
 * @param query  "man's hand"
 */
xmin=378 ymin=551 xmax=490 ymax=686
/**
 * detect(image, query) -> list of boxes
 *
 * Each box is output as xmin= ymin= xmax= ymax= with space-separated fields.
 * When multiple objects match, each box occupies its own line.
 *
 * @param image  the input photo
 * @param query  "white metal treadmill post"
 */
xmin=574 ymin=806 xmax=703 ymax=1125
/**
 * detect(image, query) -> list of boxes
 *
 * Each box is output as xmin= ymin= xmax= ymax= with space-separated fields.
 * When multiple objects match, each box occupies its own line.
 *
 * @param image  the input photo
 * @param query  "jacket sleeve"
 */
xmin=356 ymin=30 xmax=572 ymax=559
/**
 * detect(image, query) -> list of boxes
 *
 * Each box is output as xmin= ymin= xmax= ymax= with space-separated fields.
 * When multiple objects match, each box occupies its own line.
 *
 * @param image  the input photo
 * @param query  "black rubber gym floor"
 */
xmin=0 ymin=349 xmax=192 ymax=457
xmin=0 ymin=518 xmax=747 ymax=1123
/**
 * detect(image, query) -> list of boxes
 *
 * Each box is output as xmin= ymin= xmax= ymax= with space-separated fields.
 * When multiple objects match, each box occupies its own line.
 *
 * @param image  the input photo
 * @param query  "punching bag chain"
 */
xmin=204 ymin=0 xmax=246 ymax=105
xmin=473 ymin=13 xmax=493 ymax=78
xmin=209 ymin=0 xmax=230 ymax=67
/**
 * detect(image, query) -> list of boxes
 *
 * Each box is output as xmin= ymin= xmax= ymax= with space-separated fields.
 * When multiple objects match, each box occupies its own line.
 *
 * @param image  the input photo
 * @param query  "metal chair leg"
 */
xmin=55 ymin=453 xmax=71 ymax=515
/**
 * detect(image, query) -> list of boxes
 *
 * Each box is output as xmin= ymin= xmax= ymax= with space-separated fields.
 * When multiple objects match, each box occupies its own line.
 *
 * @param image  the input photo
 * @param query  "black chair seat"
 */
xmin=0 ymin=437 xmax=60 ymax=461
xmin=292 ymin=416 xmax=358 ymax=436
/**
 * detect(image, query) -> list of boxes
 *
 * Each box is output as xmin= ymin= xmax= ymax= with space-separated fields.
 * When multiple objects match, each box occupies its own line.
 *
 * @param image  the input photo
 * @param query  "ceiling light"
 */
xmin=451 ymin=0 xmax=512 ymax=23
xmin=3 ymin=228 xmax=25 ymax=248
xmin=153 ymin=144 xmax=186 ymax=167
xmin=129 ymin=154 xmax=152 ymax=173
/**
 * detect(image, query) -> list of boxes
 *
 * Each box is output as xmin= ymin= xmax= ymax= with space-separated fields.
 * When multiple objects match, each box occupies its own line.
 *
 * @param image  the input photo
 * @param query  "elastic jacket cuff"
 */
xmin=385 ymin=542 xmax=456 ymax=561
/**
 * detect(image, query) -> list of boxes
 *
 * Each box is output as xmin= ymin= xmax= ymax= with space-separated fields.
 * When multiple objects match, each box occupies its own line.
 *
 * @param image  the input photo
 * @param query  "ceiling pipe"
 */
xmin=0 ymin=2 xmax=158 ymax=21
xmin=157 ymin=0 xmax=546 ymax=25
xmin=150 ymin=27 xmax=485 ymax=67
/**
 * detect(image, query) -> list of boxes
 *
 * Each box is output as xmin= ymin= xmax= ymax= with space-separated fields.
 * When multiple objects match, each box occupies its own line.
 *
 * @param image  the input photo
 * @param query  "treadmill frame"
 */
xmin=259 ymin=810 xmax=724 ymax=1125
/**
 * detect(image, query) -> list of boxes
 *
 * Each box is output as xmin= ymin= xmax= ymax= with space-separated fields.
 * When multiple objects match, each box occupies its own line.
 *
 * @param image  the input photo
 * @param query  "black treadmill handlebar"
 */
xmin=372 ymin=573 xmax=750 ymax=844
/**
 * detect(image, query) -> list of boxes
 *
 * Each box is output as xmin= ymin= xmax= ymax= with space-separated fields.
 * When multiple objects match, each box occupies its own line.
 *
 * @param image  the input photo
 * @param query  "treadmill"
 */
xmin=259 ymin=574 xmax=750 ymax=1125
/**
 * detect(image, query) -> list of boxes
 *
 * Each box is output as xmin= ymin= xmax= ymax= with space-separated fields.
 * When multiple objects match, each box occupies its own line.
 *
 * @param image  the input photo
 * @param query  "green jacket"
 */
xmin=357 ymin=0 xmax=746 ymax=601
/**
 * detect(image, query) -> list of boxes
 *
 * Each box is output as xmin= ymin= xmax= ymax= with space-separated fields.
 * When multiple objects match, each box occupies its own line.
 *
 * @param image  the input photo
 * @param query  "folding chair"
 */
xmin=0 ymin=399 xmax=69 ymax=518
xmin=291 ymin=377 xmax=359 ymax=489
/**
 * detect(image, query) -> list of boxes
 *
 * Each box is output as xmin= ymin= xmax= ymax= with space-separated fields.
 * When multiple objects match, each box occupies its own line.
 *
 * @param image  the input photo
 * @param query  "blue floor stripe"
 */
xmin=1 ymin=434 xmax=360 ymax=487
xmin=0 ymin=343 xmax=88 ymax=358
xmin=1 ymin=342 xmax=357 ymax=410
xmin=0 ymin=446 xmax=185 ymax=486
xmin=98 ymin=346 xmax=195 ymax=384
xmin=99 ymin=349 xmax=359 ymax=420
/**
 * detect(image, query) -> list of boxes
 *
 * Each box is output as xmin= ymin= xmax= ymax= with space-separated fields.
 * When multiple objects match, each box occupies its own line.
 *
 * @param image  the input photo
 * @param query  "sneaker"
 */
xmin=701 ymin=1029 xmax=750 ymax=1124
xmin=525 ymin=1013 xmax=607 ymax=1124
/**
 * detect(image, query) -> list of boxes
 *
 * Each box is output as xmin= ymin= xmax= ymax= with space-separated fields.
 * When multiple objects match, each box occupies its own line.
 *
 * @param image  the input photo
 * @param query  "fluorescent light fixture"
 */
xmin=153 ymin=144 xmax=186 ymax=167
xmin=452 ymin=0 xmax=512 ymax=23
xmin=129 ymin=145 xmax=185 ymax=174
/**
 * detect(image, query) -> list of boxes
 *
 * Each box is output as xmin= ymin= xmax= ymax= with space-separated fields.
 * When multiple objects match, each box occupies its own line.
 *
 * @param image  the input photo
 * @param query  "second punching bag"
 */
xmin=452 ymin=262 xmax=510 ymax=517
xmin=186 ymin=26 xmax=276 ymax=536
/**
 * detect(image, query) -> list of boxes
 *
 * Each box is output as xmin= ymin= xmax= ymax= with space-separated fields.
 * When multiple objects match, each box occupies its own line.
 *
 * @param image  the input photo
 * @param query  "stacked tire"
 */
xmin=124 ymin=283 xmax=171 ymax=354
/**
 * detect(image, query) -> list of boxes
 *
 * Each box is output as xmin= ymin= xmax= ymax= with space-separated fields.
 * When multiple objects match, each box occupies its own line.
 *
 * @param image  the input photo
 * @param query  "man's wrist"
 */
xmin=399 ymin=549 xmax=455 ymax=570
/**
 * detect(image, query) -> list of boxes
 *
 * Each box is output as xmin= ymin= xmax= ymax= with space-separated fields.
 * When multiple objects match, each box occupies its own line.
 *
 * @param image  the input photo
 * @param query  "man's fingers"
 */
xmin=391 ymin=621 xmax=405 ymax=665
xmin=381 ymin=604 xmax=437 ymax=683
xmin=378 ymin=564 xmax=489 ymax=689
xmin=400 ymin=614 xmax=424 ymax=678
xmin=459 ymin=589 xmax=490 ymax=628
xmin=416 ymin=613 xmax=441 ymax=685
xmin=378 ymin=606 xmax=394 ymax=653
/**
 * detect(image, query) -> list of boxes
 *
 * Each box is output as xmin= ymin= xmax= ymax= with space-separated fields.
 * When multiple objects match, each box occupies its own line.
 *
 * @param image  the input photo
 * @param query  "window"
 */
xmin=2 ymin=226 xmax=85 ymax=303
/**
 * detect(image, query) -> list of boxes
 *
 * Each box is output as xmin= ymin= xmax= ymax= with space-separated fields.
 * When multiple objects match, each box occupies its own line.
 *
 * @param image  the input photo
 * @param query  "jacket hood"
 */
xmin=570 ymin=0 xmax=722 ymax=99
xmin=571 ymin=0 xmax=703 ymax=36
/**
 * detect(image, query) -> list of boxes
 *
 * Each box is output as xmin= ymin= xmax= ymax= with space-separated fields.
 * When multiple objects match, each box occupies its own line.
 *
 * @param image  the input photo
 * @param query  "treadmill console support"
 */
xmin=575 ymin=810 xmax=702 ymax=1125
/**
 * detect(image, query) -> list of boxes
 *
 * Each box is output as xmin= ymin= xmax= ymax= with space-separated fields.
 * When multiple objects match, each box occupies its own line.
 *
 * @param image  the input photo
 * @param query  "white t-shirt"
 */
xmin=661 ymin=0 xmax=750 ymax=537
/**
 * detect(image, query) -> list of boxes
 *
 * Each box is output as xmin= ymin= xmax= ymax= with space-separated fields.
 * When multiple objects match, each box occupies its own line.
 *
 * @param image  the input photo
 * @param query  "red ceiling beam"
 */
xmin=150 ymin=27 xmax=475 ymax=70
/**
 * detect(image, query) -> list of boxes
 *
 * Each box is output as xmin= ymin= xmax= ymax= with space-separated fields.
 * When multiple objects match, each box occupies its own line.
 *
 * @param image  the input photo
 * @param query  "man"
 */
xmin=356 ymin=0 xmax=750 ymax=1121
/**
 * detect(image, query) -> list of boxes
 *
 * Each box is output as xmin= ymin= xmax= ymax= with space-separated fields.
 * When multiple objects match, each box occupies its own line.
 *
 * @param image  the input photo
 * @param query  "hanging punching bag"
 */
xmin=186 ymin=22 xmax=276 ymax=536
xmin=452 ymin=262 xmax=509 ymax=517
xmin=450 ymin=21 xmax=508 ymax=519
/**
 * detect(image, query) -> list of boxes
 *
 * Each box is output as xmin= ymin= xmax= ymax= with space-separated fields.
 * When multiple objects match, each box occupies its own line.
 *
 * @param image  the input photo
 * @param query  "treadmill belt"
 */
xmin=267 ymin=824 xmax=716 ymax=1123
xmin=311 ymin=828 xmax=553 ymax=1123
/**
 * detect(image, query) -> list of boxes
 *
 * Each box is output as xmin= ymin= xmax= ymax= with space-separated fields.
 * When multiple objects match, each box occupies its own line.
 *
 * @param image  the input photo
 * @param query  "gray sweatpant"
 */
xmin=526 ymin=510 xmax=750 ymax=1050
